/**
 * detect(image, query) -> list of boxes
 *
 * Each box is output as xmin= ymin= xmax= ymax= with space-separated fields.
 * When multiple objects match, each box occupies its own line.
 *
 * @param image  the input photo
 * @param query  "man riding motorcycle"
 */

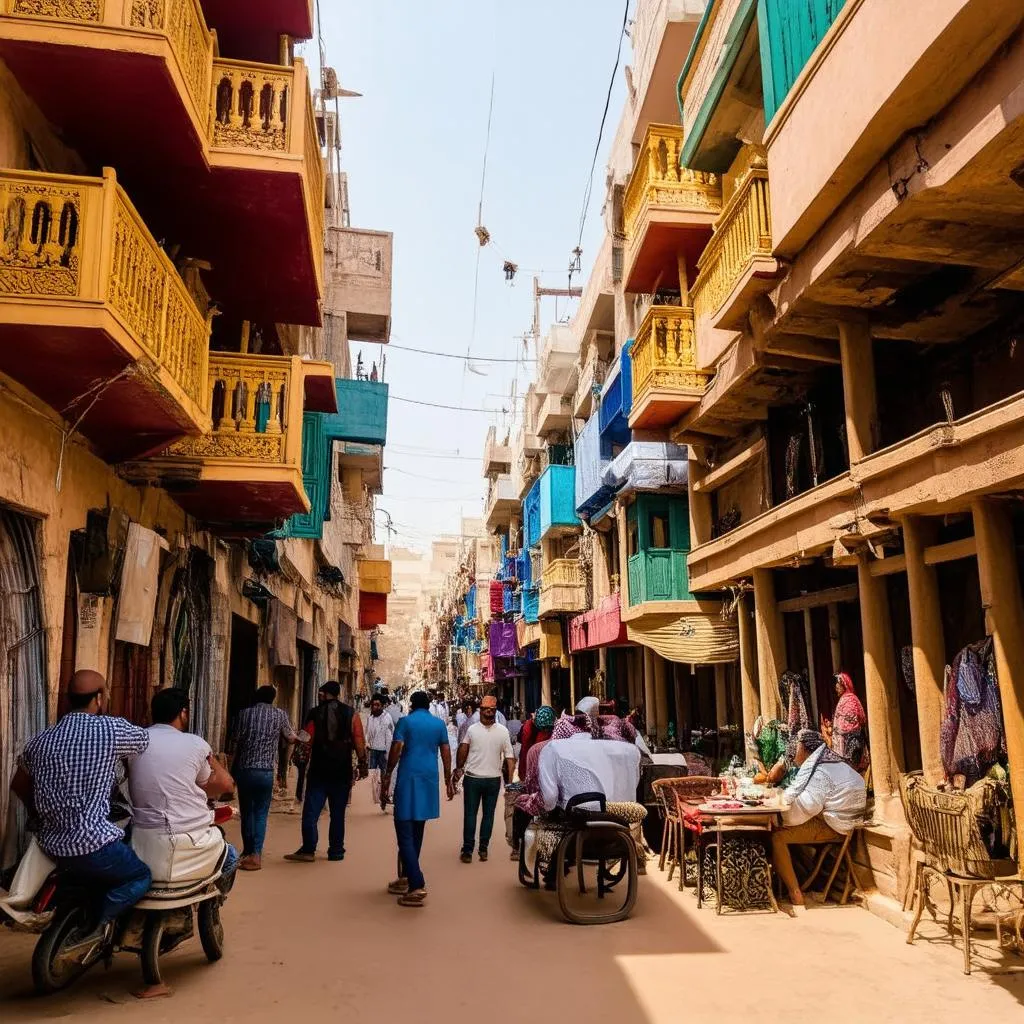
xmin=128 ymin=688 xmax=238 ymax=886
xmin=11 ymin=669 xmax=152 ymax=951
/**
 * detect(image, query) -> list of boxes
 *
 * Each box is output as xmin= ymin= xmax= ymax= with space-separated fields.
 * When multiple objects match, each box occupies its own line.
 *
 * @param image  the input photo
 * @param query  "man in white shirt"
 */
xmin=771 ymin=729 xmax=866 ymax=908
xmin=365 ymin=695 xmax=395 ymax=773
xmin=452 ymin=696 xmax=514 ymax=863
xmin=537 ymin=732 xmax=641 ymax=813
xmin=458 ymin=704 xmax=507 ymax=744
xmin=129 ymin=689 xmax=237 ymax=884
xmin=386 ymin=695 xmax=404 ymax=727
xmin=429 ymin=692 xmax=449 ymax=723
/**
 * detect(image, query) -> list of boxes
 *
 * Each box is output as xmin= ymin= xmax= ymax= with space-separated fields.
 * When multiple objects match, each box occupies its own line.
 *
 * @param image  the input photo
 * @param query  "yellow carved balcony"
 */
xmin=691 ymin=165 xmax=779 ymax=332
xmin=539 ymin=558 xmax=586 ymax=618
xmin=622 ymin=123 xmax=722 ymax=293
xmin=629 ymin=305 xmax=711 ymax=430
xmin=0 ymin=0 xmax=324 ymax=326
xmin=0 ymin=167 xmax=209 ymax=460
xmin=125 ymin=352 xmax=336 ymax=529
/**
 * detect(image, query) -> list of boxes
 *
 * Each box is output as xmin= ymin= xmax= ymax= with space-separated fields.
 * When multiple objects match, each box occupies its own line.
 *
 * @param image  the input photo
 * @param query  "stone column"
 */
xmin=827 ymin=602 xmax=843 ymax=674
xmin=838 ymin=320 xmax=879 ymax=463
xmin=972 ymin=499 xmax=1024 ymax=823
xmin=715 ymin=663 xmax=729 ymax=730
xmin=856 ymin=554 xmax=905 ymax=814
xmin=752 ymin=569 xmax=784 ymax=720
xmin=643 ymin=646 xmax=658 ymax=738
xmin=901 ymin=516 xmax=947 ymax=784
xmin=737 ymin=592 xmax=761 ymax=731
xmin=654 ymin=654 xmax=670 ymax=743
xmin=674 ymin=663 xmax=686 ymax=745
xmin=541 ymin=660 xmax=552 ymax=707
xmin=598 ymin=647 xmax=609 ymax=698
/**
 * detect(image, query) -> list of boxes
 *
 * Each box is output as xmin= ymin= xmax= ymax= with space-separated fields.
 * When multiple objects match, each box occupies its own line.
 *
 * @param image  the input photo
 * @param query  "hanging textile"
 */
xmin=490 ymin=580 xmax=505 ymax=615
xmin=358 ymin=591 xmax=387 ymax=629
xmin=114 ymin=523 xmax=168 ymax=646
xmin=489 ymin=621 xmax=518 ymax=659
xmin=626 ymin=612 xmax=738 ymax=665
xmin=940 ymin=637 xmax=1006 ymax=787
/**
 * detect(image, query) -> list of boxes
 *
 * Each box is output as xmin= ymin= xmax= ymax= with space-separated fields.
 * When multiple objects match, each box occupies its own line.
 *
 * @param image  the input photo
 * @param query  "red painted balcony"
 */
xmin=0 ymin=0 xmax=324 ymax=326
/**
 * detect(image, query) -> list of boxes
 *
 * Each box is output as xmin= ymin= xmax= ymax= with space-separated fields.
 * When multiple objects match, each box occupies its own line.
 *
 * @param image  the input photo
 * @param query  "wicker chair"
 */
xmin=651 ymin=778 xmax=682 ymax=878
xmin=899 ymin=771 xmax=1022 ymax=974
xmin=668 ymin=776 xmax=726 ymax=892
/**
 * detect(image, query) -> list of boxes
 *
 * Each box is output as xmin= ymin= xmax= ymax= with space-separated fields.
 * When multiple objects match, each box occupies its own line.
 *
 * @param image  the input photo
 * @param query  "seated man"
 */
xmin=771 ymin=728 xmax=866 ymax=908
xmin=537 ymin=726 xmax=642 ymax=814
xmin=12 ymin=670 xmax=151 ymax=950
xmin=129 ymin=688 xmax=238 ymax=884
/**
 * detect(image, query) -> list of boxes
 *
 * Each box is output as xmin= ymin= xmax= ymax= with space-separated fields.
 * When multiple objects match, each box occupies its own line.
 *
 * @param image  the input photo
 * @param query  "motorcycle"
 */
xmin=0 ymin=805 xmax=235 ymax=995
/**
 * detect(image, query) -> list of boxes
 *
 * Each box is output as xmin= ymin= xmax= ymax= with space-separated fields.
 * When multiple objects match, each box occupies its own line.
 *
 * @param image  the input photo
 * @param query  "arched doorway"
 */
xmin=0 ymin=507 xmax=48 ymax=878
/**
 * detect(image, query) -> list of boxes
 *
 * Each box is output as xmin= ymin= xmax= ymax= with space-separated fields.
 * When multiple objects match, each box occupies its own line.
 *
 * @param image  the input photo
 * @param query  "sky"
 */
xmin=305 ymin=0 xmax=631 ymax=552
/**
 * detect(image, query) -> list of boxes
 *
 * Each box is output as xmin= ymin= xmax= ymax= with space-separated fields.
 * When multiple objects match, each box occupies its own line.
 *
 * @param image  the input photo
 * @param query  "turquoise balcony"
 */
xmin=324 ymin=379 xmax=388 ymax=446
xmin=539 ymin=464 xmax=580 ymax=541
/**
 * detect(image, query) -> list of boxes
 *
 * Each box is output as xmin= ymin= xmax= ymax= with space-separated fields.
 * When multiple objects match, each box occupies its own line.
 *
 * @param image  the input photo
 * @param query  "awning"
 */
xmin=626 ymin=612 xmax=738 ymax=665
xmin=569 ymin=593 xmax=629 ymax=652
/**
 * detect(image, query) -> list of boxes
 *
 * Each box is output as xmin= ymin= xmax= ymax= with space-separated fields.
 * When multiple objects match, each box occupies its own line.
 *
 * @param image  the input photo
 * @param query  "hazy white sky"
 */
xmin=306 ymin=0 xmax=630 ymax=550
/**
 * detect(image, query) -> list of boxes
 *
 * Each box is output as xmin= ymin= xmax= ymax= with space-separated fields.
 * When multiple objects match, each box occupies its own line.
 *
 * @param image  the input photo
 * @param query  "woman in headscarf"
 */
xmin=513 ymin=706 xmax=557 ymax=841
xmin=517 ymin=704 xmax=556 ymax=780
xmin=770 ymin=729 xmax=866 ymax=908
xmin=829 ymin=672 xmax=869 ymax=772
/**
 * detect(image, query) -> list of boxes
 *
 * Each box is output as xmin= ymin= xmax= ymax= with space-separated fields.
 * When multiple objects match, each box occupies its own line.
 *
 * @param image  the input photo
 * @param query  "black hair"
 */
xmin=320 ymin=680 xmax=341 ymax=698
xmin=152 ymin=687 xmax=190 ymax=725
xmin=68 ymin=688 xmax=101 ymax=710
xmin=255 ymin=685 xmax=277 ymax=704
xmin=370 ymin=694 xmax=384 ymax=706
xmin=410 ymin=691 xmax=431 ymax=711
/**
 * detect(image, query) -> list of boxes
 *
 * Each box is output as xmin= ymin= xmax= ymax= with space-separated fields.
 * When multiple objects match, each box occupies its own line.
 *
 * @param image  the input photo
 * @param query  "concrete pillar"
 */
xmin=856 ymin=554 xmax=905 ymax=812
xmin=688 ymin=454 xmax=713 ymax=549
xmin=737 ymin=593 xmax=761 ymax=731
xmin=654 ymin=654 xmax=670 ymax=743
xmin=972 ymin=499 xmax=1024 ymax=825
xmin=643 ymin=646 xmax=657 ymax=738
xmin=802 ymin=607 xmax=819 ymax=725
xmin=714 ymin=663 xmax=729 ymax=730
xmin=837 ymin=320 xmax=879 ymax=463
xmin=901 ymin=516 xmax=947 ymax=785
xmin=752 ymin=569 xmax=784 ymax=720
xmin=674 ymin=664 xmax=685 ymax=746
xmin=541 ymin=660 xmax=552 ymax=707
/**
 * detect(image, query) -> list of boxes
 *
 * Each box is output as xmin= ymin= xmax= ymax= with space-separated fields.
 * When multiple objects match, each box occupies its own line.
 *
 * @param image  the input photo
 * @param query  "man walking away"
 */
xmin=382 ymin=690 xmax=452 ymax=907
xmin=12 ymin=670 xmax=151 ymax=955
xmin=286 ymin=681 xmax=367 ymax=862
xmin=232 ymin=685 xmax=297 ymax=871
xmin=366 ymin=695 xmax=395 ymax=808
xmin=453 ymin=695 xmax=515 ymax=863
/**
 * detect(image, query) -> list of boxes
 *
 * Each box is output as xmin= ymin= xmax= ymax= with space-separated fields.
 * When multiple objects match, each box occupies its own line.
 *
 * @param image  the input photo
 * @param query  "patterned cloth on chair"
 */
xmin=607 ymin=800 xmax=648 ymax=873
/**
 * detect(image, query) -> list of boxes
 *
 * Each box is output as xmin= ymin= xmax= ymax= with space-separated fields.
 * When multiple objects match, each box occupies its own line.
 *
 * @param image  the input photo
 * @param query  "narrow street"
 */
xmin=2 ymin=793 xmax=1022 ymax=1022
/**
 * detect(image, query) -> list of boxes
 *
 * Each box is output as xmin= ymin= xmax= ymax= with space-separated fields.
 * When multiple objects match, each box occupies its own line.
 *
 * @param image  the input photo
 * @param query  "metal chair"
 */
xmin=899 ymin=771 xmax=1022 ymax=974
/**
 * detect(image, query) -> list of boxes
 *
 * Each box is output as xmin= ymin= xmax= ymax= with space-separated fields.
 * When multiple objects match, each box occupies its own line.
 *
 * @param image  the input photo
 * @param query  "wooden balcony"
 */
xmin=0 ymin=0 xmax=324 ymax=326
xmin=629 ymin=306 xmax=711 ymax=429
xmin=539 ymin=558 xmax=586 ymax=618
xmin=123 ymin=353 xmax=336 ymax=529
xmin=623 ymin=124 xmax=721 ymax=293
xmin=0 ymin=167 xmax=210 ymax=460
xmin=691 ymin=166 xmax=779 ymax=332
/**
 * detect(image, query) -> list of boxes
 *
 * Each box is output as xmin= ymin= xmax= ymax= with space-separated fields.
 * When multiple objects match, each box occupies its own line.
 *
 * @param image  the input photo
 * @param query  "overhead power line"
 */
xmin=391 ymin=395 xmax=505 ymax=413
xmin=384 ymin=342 xmax=533 ymax=363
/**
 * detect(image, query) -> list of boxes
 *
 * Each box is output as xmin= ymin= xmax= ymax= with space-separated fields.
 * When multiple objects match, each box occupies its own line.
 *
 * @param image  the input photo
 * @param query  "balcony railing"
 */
xmin=539 ymin=558 xmax=586 ymax=616
xmin=0 ymin=166 xmax=208 ymax=423
xmin=691 ymin=167 xmax=773 ymax=326
xmin=623 ymin=124 xmax=721 ymax=241
xmin=631 ymin=306 xmax=710 ymax=414
xmin=163 ymin=353 xmax=303 ymax=465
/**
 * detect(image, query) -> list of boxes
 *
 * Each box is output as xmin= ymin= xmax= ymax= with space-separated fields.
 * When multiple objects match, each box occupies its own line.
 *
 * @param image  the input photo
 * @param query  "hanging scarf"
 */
xmin=831 ymin=671 xmax=869 ymax=771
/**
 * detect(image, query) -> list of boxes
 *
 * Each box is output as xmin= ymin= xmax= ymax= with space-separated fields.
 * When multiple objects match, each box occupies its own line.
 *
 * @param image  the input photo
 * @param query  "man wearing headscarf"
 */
xmin=771 ymin=729 xmax=866 ymax=908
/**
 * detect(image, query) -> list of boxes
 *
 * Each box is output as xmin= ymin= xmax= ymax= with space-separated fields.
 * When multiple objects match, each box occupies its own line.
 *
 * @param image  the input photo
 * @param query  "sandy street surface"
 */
xmin=1 ymin=790 xmax=1022 ymax=1022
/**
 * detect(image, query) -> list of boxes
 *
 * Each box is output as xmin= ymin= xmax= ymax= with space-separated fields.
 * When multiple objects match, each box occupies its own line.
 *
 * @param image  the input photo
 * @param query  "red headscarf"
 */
xmin=833 ymin=672 xmax=866 ymax=734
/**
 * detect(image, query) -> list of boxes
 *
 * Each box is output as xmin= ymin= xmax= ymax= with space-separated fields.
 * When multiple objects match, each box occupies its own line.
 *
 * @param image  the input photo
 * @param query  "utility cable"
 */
xmin=383 ymin=342 xmax=533 ymax=363
xmin=391 ymin=395 xmax=506 ymax=413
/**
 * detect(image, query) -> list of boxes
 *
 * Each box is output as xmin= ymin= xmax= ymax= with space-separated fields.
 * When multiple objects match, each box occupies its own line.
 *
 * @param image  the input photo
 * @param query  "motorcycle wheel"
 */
xmin=140 ymin=913 xmax=166 ymax=987
xmin=198 ymin=899 xmax=225 ymax=962
xmin=32 ymin=906 xmax=95 ymax=995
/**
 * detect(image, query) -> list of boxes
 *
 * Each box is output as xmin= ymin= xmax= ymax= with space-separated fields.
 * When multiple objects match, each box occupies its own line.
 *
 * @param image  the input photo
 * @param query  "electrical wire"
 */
xmin=386 ymin=467 xmax=480 ymax=485
xmin=391 ymin=395 xmax=506 ymax=413
xmin=576 ymin=0 xmax=631 ymax=251
xmin=373 ymin=342 xmax=533 ymax=364
xmin=387 ymin=451 xmax=485 ymax=462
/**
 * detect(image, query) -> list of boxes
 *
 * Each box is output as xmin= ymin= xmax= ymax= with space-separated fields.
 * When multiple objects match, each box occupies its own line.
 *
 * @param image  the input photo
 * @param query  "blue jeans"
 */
xmin=58 ymin=839 xmax=151 ymax=923
xmin=236 ymin=768 xmax=274 ymax=856
xmin=462 ymin=776 xmax=502 ymax=855
xmin=369 ymin=749 xmax=389 ymax=772
xmin=300 ymin=775 xmax=350 ymax=856
xmin=395 ymin=819 xmax=426 ymax=891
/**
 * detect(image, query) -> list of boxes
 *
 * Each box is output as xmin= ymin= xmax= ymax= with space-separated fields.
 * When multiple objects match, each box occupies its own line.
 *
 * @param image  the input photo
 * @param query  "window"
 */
xmin=649 ymin=511 xmax=671 ymax=549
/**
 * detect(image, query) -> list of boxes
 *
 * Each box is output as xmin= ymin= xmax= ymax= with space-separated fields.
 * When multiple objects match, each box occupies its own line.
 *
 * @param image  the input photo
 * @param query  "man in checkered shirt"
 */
xmin=12 ymin=669 xmax=152 ymax=948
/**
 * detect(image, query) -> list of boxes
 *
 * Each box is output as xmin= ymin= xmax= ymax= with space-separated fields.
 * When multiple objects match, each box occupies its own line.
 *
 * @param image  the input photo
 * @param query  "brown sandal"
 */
xmin=397 ymin=889 xmax=427 ymax=907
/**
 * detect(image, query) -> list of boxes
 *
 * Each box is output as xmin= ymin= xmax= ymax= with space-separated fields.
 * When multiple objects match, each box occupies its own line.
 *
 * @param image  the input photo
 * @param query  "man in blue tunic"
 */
xmin=381 ymin=689 xmax=453 ymax=907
